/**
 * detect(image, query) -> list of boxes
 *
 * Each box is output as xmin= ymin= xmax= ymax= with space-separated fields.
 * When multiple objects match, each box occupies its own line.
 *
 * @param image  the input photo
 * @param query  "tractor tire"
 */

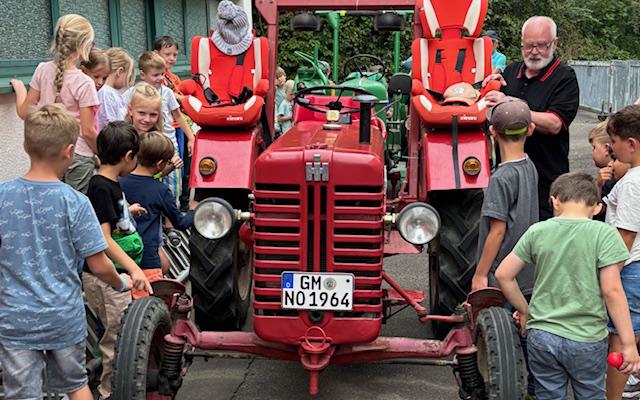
xmin=111 ymin=296 xmax=173 ymax=400
xmin=429 ymin=189 xmax=483 ymax=316
xmin=189 ymin=228 xmax=252 ymax=331
xmin=474 ymin=307 xmax=526 ymax=399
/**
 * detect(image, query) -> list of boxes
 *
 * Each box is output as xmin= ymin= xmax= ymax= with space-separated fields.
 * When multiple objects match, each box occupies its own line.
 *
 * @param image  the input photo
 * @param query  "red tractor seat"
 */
xmin=179 ymin=33 xmax=269 ymax=127
xmin=411 ymin=0 xmax=495 ymax=127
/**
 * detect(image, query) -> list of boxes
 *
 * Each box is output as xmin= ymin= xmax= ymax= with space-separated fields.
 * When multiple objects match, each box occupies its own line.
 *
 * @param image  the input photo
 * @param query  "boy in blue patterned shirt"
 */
xmin=0 ymin=104 xmax=131 ymax=400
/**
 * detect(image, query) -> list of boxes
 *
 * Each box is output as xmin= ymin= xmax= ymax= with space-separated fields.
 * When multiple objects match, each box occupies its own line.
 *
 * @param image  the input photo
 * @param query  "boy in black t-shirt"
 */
xmin=84 ymin=121 xmax=152 ymax=400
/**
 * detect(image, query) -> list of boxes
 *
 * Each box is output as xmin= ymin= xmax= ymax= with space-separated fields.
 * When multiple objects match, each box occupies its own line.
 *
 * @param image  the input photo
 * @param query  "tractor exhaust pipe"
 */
xmin=353 ymin=95 xmax=379 ymax=145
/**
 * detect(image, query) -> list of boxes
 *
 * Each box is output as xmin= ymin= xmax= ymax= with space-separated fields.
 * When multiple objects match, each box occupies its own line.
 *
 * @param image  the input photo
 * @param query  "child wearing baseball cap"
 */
xmin=472 ymin=97 xmax=540 ymax=396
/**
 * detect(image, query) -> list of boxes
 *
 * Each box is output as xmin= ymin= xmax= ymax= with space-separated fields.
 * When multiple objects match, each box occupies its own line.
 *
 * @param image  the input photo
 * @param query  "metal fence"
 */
xmin=569 ymin=60 xmax=640 ymax=114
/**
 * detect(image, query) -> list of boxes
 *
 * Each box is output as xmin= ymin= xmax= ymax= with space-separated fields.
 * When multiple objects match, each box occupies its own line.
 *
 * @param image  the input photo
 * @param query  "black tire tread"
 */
xmin=430 ymin=190 xmax=483 ymax=315
xmin=111 ymin=296 xmax=171 ymax=400
xmin=475 ymin=307 xmax=526 ymax=400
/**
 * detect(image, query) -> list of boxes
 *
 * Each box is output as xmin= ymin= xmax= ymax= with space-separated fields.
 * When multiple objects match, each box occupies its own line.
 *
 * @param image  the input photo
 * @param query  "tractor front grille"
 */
xmin=252 ymin=182 xmax=384 ymax=319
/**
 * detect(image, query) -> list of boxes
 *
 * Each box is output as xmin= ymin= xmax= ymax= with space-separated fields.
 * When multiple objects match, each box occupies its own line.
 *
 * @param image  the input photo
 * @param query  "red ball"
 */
xmin=608 ymin=352 xmax=624 ymax=369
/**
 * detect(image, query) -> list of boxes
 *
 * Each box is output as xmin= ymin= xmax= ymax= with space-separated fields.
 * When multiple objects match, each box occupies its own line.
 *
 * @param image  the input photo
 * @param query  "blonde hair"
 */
xmin=50 ymin=14 xmax=95 ymax=99
xmin=284 ymin=79 xmax=295 ymax=94
xmin=80 ymin=48 xmax=110 ymax=72
xmin=276 ymin=66 xmax=285 ymax=79
xmin=588 ymin=120 xmax=610 ymax=144
xmin=125 ymin=82 xmax=164 ymax=133
xmin=138 ymin=51 xmax=166 ymax=73
xmin=106 ymin=47 xmax=135 ymax=88
xmin=138 ymin=131 xmax=175 ymax=167
xmin=24 ymin=104 xmax=79 ymax=159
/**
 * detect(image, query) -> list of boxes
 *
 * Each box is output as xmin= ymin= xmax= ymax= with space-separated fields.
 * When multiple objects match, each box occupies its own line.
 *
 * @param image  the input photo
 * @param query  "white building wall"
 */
xmin=0 ymin=94 xmax=29 ymax=182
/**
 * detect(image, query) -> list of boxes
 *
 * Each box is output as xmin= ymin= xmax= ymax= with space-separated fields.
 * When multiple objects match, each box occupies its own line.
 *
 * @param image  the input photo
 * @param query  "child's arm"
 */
xmin=79 ymin=107 xmax=99 ymax=154
xmin=472 ymin=218 xmax=506 ymax=290
xmin=160 ymin=186 xmax=194 ymax=231
xmin=495 ymin=252 xmax=529 ymax=335
xmin=600 ymin=264 xmax=640 ymax=374
xmin=277 ymin=113 xmax=292 ymax=123
xmin=172 ymin=109 xmax=195 ymax=156
xmin=100 ymin=222 xmax=153 ymax=293
xmin=85 ymin=251 xmax=132 ymax=292
xmin=10 ymin=79 xmax=40 ymax=120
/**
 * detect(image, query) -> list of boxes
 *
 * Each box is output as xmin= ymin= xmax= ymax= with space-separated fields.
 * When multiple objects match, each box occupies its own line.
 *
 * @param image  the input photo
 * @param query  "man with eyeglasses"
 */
xmin=483 ymin=16 xmax=580 ymax=222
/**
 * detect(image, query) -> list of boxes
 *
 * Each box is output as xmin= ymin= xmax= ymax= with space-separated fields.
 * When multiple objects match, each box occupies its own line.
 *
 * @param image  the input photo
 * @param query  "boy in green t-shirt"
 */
xmin=495 ymin=172 xmax=640 ymax=399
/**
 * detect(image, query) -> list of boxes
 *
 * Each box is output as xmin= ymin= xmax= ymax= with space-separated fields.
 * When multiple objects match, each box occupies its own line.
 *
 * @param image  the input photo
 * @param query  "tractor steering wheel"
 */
xmin=342 ymin=54 xmax=387 ymax=82
xmin=295 ymin=85 xmax=375 ymax=115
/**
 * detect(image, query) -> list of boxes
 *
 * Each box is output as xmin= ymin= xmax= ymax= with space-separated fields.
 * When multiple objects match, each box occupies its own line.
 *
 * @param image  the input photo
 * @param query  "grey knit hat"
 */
xmin=212 ymin=0 xmax=253 ymax=56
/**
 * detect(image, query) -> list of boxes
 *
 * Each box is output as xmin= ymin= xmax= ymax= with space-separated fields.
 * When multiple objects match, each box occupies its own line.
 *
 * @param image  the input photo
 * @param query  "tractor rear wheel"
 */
xmin=111 ymin=296 xmax=174 ymax=400
xmin=429 ymin=189 xmax=483 ymax=316
xmin=475 ymin=307 xmax=526 ymax=399
xmin=189 ymin=228 xmax=252 ymax=331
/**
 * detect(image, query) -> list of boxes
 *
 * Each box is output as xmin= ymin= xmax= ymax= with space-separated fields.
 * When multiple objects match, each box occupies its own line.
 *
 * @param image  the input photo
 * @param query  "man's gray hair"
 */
xmin=521 ymin=16 xmax=557 ymax=39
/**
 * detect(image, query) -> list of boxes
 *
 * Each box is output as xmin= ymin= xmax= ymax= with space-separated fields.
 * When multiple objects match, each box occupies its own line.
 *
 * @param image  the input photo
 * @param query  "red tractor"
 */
xmin=111 ymin=0 xmax=525 ymax=398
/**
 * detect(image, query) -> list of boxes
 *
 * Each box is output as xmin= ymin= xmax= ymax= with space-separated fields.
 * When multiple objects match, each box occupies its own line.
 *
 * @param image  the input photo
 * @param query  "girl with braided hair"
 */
xmin=11 ymin=14 xmax=99 ymax=194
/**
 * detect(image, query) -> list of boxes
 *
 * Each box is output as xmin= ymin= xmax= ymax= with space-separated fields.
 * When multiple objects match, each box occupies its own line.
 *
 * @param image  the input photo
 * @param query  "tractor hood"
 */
xmin=254 ymin=120 xmax=385 ymax=187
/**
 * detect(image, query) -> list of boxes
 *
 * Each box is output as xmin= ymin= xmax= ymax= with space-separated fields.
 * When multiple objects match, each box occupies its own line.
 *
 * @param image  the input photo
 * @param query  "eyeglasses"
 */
xmin=521 ymin=41 xmax=553 ymax=52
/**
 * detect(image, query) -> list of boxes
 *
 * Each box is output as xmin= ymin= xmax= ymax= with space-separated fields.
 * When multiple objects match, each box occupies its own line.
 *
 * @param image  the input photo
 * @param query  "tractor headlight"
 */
xmin=193 ymin=198 xmax=235 ymax=239
xmin=199 ymin=157 xmax=217 ymax=176
xmin=396 ymin=203 xmax=441 ymax=245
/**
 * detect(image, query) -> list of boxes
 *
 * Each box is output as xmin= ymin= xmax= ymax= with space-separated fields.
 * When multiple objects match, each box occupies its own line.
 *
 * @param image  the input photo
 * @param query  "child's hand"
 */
xmin=119 ymin=273 xmax=133 ymax=291
xmin=130 ymin=267 xmax=154 ymax=294
xmin=513 ymin=311 xmax=528 ymax=336
xmin=128 ymin=203 xmax=147 ymax=218
xmin=596 ymin=164 xmax=613 ymax=188
xmin=9 ymin=79 xmax=26 ymax=95
xmin=171 ymin=154 xmax=184 ymax=170
xmin=187 ymin=138 xmax=194 ymax=157
xmin=620 ymin=345 xmax=640 ymax=375
xmin=471 ymin=273 xmax=489 ymax=291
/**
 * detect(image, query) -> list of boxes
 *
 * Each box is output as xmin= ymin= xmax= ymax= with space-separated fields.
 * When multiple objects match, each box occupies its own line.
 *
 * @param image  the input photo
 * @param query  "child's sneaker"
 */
xmin=623 ymin=373 xmax=640 ymax=399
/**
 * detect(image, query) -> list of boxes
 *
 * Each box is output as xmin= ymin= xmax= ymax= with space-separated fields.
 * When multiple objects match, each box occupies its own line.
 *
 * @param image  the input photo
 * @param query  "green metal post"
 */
xmin=325 ymin=12 xmax=340 ymax=83
xmin=393 ymin=31 xmax=401 ymax=74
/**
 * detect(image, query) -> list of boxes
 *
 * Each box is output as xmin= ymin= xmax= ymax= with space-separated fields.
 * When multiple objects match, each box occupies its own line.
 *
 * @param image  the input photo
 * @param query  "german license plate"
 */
xmin=281 ymin=272 xmax=354 ymax=311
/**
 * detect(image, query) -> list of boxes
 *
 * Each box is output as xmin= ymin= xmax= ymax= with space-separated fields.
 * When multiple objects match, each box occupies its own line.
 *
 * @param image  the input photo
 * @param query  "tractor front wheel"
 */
xmin=429 ymin=189 xmax=483 ymax=316
xmin=111 ymin=296 xmax=175 ymax=400
xmin=474 ymin=307 xmax=526 ymax=399
xmin=189 ymin=228 xmax=252 ymax=331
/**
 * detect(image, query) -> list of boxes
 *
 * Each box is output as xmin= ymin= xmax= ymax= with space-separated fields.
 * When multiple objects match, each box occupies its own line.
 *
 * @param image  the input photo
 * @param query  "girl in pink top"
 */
xmin=11 ymin=14 xmax=99 ymax=194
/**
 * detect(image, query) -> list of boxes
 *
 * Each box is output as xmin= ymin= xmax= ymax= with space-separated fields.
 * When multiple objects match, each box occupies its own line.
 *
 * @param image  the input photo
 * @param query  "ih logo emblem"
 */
xmin=305 ymin=153 xmax=329 ymax=182
xmin=323 ymin=278 xmax=337 ymax=290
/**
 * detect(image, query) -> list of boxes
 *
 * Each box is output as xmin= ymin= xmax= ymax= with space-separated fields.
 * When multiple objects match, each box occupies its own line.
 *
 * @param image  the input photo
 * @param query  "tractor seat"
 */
xmin=179 ymin=32 xmax=269 ymax=128
xmin=411 ymin=0 xmax=497 ymax=127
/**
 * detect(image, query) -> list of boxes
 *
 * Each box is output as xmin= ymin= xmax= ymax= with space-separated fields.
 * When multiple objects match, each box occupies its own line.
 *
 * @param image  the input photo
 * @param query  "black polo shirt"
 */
xmin=501 ymin=57 xmax=580 ymax=220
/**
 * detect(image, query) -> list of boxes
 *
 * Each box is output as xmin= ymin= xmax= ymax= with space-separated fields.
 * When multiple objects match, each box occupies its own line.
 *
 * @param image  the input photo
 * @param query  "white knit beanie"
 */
xmin=212 ymin=0 xmax=253 ymax=56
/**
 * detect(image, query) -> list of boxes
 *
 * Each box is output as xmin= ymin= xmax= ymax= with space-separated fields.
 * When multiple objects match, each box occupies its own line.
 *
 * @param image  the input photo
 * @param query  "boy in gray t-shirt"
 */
xmin=472 ymin=97 xmax=539 ymax=294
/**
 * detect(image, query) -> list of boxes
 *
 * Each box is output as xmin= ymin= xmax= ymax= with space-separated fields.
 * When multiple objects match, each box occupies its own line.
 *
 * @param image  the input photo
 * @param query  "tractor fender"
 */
xmin=189 ymin=127 xmax=262 ymax=190
xmin=420 ymin=129 xmax=491 ymax=195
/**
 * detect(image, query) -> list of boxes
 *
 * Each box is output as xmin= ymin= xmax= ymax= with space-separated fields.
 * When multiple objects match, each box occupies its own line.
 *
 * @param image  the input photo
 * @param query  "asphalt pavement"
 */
xmin=174 ymin=110 xmax=601 ymax=400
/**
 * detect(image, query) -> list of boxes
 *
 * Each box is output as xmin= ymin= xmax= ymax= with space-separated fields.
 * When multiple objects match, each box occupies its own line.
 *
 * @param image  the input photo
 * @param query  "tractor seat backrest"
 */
xmin=190 ymin=32 xmax=268 ymax=102
xmin=412 ymin=0 xmax=492 ymax=94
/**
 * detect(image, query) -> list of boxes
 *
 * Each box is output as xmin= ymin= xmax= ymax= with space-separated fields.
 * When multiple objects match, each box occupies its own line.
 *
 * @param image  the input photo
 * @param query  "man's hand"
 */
xmin=596 ymin=164 xmax=613 ymax=189
xmin=129 ymin=267 xmax=153 ymax=293
xmin=187 ymin=138 xmax=194 ymax=157
xmin=471 ymin=273 xmax=489 ymax=291
xmin=513 ymin=311 xmax=528 ymax=337
xmin=482 ymin=74 xmax=507 ymax=88
xmin=128 ymin=203 xmax=147 ymax=218
xmin=620 ymin=344 xmax=640 ymax=375
xmin=484 ymin=90 xmax=506 ymax=106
